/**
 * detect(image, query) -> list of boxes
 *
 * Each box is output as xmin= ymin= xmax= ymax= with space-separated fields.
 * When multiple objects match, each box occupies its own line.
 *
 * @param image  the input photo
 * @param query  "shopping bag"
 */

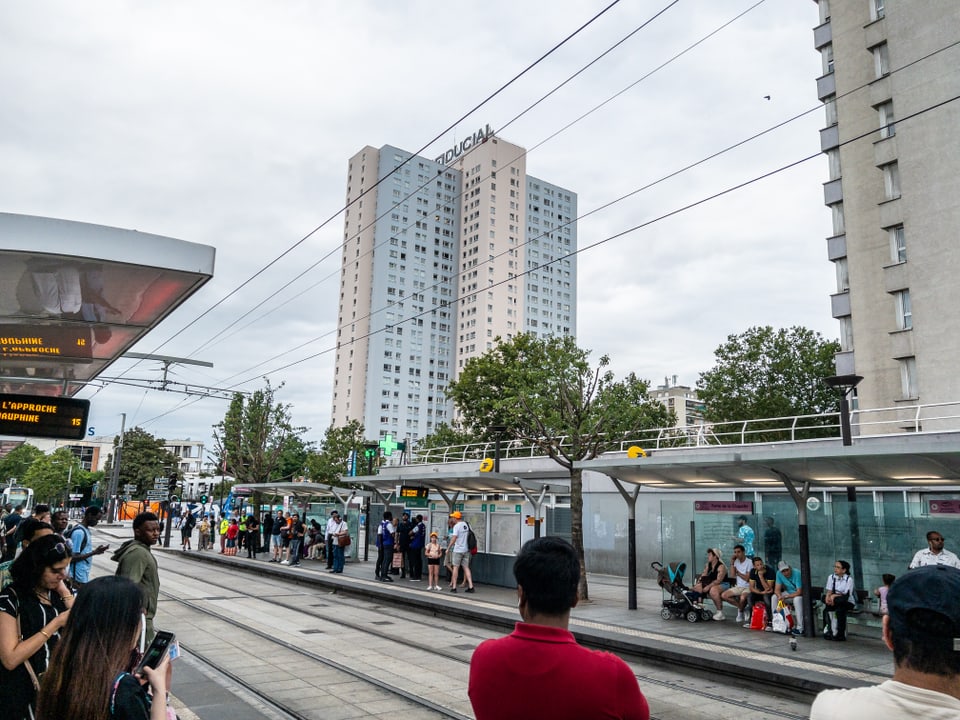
xmin=750 ymin=602 xmax=767 ymax=630
xmin=772 ymin=611 xmax=788 ymax=633
xmin=779 ymin=600 xmax=794 ymax=628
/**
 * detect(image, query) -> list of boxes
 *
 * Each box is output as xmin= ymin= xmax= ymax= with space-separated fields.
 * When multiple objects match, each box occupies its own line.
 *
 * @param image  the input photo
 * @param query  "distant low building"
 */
xmin=651 ymin=377 xmax=705 ymax=428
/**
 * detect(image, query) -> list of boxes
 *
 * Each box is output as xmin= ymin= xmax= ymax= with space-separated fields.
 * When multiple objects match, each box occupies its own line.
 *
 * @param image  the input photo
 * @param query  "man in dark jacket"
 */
xmin=396 ymin=512 xmax=412 ymax=577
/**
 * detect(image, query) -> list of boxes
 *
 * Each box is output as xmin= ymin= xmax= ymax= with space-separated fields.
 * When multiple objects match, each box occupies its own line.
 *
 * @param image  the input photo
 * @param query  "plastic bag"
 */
xmin=749 ymin=602 xmax=767 ymax=630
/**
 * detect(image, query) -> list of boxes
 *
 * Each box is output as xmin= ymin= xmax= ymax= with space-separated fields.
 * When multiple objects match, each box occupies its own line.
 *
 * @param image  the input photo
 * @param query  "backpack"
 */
xmin=70 ymin=524 xmax=91 ymax=560
xmin=466 ymin=523 xmax=478 ymax=555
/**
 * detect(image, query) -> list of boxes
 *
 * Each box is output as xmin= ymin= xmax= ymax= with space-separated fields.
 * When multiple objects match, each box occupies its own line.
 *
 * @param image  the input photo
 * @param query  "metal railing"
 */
xmin=405 ymin=401 xmax=960 ymax=465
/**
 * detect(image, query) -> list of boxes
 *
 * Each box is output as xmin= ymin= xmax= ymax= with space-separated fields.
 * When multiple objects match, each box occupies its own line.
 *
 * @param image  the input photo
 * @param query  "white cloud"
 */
xmin=0 ymin=0 xmax=835 ymax=450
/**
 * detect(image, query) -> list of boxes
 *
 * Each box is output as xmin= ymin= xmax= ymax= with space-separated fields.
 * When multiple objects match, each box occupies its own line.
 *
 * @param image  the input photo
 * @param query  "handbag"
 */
xmin=337 ymin=534 xmax=351 ymax=548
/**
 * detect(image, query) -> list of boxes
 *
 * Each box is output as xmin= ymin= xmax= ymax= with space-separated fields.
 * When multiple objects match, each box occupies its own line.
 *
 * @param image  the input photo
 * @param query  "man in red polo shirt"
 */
xmin=468 ymin=537 xmax=649 ymax=720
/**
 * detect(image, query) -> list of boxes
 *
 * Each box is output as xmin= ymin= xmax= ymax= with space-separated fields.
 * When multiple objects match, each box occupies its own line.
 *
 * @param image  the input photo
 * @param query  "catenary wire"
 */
xmin=184 ymin=0 xmax=683 ymax=359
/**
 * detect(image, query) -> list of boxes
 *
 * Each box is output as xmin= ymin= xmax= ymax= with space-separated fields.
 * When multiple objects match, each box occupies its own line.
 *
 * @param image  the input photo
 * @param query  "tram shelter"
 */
xmin=578 ymin=430 xmax=960 ymax=634
xmin=363 ymin=462 xmax=568 ymax=586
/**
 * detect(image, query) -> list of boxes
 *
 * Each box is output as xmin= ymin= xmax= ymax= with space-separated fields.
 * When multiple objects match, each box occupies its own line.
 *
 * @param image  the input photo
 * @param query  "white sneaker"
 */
xmin=280 ymin=560 xmax=289 ymax=565
xmin=713 ymin=611 xmax=724 ymax=621
xmin=736 ymin=611 xmax=744 ymax=623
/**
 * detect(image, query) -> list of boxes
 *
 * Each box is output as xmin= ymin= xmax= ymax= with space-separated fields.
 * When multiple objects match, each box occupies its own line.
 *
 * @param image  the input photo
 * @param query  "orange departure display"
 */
xmin=0 ymin=393 xmax=90 ymax=440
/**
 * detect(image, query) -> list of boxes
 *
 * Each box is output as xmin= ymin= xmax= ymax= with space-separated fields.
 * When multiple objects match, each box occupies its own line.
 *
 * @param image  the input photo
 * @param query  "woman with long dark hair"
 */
xmin=37 ymin=575 xmax=171 ymax=720
xmin=823 ymin=559 xmax=856 ymax=641
xmin=0 ymin=534 xmax=73 ymax=719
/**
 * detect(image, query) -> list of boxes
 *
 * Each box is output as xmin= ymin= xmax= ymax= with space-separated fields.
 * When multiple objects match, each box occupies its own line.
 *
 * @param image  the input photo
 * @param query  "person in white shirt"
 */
xmin=447 ymin=511 xmax=475 ymax=593
xmin=810 ymin=565 xmax=960 ymax=719
xmin=823 ymin=559 xmax=856 ymax=640
xmin=719 ymin=545 xmax=752 ymax=623
xmin=324 ymin=511 xmax=340 ymax=570
xmin=908 ymin=531 xmax=960 ymax=570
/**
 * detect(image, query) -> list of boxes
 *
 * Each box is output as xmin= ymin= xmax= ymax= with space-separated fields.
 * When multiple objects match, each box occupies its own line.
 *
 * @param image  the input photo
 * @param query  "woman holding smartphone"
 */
xmin=0 ymin=534 xmax=73 ymax=720
xmin=37 ymin=576 xmax=173 ymax=720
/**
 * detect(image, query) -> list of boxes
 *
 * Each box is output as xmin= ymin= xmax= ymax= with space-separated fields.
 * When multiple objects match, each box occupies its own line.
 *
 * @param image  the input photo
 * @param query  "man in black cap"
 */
xmin=810 ymin=564 xmax=960 ymax=717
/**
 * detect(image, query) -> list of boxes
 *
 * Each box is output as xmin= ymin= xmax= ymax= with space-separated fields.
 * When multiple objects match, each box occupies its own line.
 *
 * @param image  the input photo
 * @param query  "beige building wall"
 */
xmin=816 ymin=0 xmax=960 ymax=428
xmin=453 ymin=137 xmax=527 ymax=374
xmin=331 ymin=146 xmax=379 ymax=427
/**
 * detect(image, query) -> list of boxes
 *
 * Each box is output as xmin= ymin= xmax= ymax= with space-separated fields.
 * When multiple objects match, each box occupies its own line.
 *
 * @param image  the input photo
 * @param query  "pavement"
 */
xmin=97 ymin=525 xmax=895 ymax=717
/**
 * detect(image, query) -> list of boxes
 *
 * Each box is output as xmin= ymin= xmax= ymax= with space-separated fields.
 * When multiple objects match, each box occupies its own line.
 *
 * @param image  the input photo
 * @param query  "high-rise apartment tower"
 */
xmin=813 ymin=0 xmax=960 ymax=426
xmin=330 ymin=132 xmax=578 ymax=446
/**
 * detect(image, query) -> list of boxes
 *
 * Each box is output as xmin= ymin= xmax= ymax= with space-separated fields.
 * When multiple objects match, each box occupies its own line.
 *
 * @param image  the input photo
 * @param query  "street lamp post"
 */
xmin=488 ymin=425 xmax=507 ymax=473
xmin=823 ymin=374 xmax=865 ymax=595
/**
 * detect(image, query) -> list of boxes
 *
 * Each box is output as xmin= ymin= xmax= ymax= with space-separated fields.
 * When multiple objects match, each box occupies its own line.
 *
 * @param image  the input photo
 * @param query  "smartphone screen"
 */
xmin=136 ymin=631 xmax=175 ymax=674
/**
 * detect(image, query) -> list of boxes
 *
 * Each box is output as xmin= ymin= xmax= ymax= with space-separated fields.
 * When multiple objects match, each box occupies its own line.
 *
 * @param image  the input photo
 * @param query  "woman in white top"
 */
xmin=823 ymin=559 xmax=856 ymax=640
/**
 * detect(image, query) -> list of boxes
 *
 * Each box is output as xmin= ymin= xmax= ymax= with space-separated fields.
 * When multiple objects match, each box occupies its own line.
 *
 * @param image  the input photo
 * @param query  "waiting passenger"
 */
xmin=0 ymin=534 xmax=73 ymax=720
xmin=36 ymin=576 xmax=173 ymax=720
xmin=469 ymin=537 xmax=649 ymax=720
xmin=720 ymin=544 xmax=752 ymax=623
xmin=874 ymin=573 xmax=895 ymax=616
xmin=687 ymin=548 xmax=727 ymax=620
xmin=908 ymin=530 xmax=960 ymax=569
xmin=772 ymin=560 xmax=803 ymax=634
xmin=746 ymin=556 xmax=775 ymax=628
xmin=823 ymin=559 xmax=856 ymax=641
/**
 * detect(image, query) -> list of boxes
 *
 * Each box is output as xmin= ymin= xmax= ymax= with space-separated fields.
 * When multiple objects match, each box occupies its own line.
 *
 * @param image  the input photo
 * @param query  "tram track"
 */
xmin=154 ymin=554 xmax=810 ymax=720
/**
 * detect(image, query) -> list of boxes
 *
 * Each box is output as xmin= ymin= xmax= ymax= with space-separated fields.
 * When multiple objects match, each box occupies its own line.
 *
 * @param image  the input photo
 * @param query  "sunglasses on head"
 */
xmin=43 ymin=542 xmax=70 ymax=564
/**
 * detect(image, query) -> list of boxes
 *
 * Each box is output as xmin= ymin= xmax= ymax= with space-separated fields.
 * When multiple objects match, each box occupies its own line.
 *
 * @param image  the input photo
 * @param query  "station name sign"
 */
xmin=434 ymin=124 xmax=495 ymax=166
xmin=400 ymin=486 xmax=429 ymax=500
xmin=693 ymin=501 xmax=754 ymax=514
xmin=0 ymin=393 xmax=90 ymax=440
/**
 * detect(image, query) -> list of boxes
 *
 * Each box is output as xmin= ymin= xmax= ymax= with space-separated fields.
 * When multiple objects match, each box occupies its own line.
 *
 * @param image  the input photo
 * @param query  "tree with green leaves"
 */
xmin=696 ymin=326 xmax=841 ymax=440
xmin=446 ymin=333 xmax=671 ymax=600
xmin=306 ymin=420 xmax=366 ymax=484
xmin=105 ymin=427 xmax=180 ymax=497
xmin=22 ymin=447 xmax=79 ymax=506
xmin=0 ymin=443 xmax=43 ymax=486
xmin=212 ymin=381 xmax=306 ymax=485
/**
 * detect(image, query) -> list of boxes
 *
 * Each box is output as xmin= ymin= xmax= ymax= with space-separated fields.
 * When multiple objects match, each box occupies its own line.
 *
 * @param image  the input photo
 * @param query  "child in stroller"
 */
xmin=652 ymin=560 xmax=714 ymax=622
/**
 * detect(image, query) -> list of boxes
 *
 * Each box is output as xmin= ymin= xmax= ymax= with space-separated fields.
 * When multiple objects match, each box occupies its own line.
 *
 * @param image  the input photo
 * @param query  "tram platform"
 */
xmin=96 ymin=524 xmax=894 ymax=719
xmin=175 ymin=546 xmax=892 ymax=693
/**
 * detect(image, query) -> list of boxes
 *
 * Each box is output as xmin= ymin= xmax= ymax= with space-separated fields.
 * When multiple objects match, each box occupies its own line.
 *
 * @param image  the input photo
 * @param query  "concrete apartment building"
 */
xmin=330 ymin=131 xmax=577 ymax=446
xmin=814 ymin=0 xmax=960 ymax=427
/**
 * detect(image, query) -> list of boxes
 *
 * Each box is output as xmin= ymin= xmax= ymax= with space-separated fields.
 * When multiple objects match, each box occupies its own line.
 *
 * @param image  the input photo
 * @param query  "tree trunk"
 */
xmin=570 ymin=466 xmax=589 ymax=601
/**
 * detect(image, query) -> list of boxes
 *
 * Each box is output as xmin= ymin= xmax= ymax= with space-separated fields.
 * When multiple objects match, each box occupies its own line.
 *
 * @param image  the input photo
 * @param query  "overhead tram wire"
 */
xmin=105 ymin=29 xmax=960 ymax=410
xmin=188 ymin=0 xmax=751 ymax=363
xmin=216 ymin=90 xmax=960 ymax=391
xmin=133 ymin=88 xmax=960 ymax=431
xmin=129 ymin=0 xmax=624 ymax=366
xmin=184 ymin=0 xmax=677 ymax=360
xmin=204 ymin=34 xmax=960 ymax=388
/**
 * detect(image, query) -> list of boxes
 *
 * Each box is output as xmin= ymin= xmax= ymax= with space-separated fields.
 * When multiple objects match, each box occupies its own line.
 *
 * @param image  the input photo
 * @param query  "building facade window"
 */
xmin=894 ymin=289 xmax=912 ymax=330
xmin=835 ymin=257 xmax=850 ymax=291
xmin=882 ymin=162 xmax=901 ymax=200
xmin=873 ymin=42 xmax=890 ymax=78
xmin=889 ymin=224 xmax=906 ymax=263
xmin=822 ymin=43 xmax=834 ymax=74
xmin=878 ymin=101 xmax=895 ymax=138
xmin=839 ymin=315 xmax=854 ymax=351
xmin=824 ymin=96 xmax=838 ymax=126
xmin=899 ymin=356 xmax=918 ymax=399
xmin=871 ymin=0 xmax=885 ymax=21
xmin=827 ymin=148 xmax=842 ymax=180
xmin=831 ymin=202 xmax=845 ymax=235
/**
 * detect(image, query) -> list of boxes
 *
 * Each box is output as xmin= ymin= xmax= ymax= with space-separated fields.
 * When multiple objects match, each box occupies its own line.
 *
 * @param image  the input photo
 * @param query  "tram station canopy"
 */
xmin=0 ymin=212 xmax=215 ymax=401
xmin=231 ymin=482 xmax=369 ymax=504
xmin=577 ymin=431 xmax=960 ymax=490
xmin=364 ymin=457 xmax=569 ymax=497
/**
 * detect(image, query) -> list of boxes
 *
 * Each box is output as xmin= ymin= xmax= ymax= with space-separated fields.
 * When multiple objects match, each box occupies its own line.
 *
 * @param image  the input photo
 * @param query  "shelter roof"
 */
xmin=577 ymin=432 xmax=960 ymax=490
xmin=0 ymin=212 xmax=215 ymax=398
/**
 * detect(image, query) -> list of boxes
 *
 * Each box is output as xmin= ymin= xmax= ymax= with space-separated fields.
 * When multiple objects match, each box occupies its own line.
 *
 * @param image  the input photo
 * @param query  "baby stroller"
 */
xmin=652 ymin=560 xmax=713 ymax=622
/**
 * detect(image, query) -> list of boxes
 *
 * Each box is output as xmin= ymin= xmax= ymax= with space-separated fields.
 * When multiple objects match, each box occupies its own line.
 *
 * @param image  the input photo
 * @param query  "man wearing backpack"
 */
xmin=447 ymin=511 xmax=475 ymax=593
xmin=68 ymin=506 xmax=110 ymax=589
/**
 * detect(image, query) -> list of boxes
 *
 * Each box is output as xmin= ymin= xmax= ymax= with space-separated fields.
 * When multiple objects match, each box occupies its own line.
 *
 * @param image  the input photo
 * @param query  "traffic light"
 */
xmin=200 ymin=494 xmax=208 ymax=504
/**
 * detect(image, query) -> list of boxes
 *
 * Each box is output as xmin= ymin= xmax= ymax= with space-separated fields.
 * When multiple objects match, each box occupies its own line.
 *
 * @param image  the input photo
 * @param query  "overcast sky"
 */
xmin=0 ymin=0 xmax=835 ymax=459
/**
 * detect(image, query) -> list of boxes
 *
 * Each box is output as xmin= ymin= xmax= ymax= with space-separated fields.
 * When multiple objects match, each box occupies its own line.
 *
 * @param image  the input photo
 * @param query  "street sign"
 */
xmin=153 ymin=479 xmax=169 ymax=489
xmin=123 ymin=484 xmax=137 ymax=493
xmin=146 ymin=491 xmax=168 ymax=501
xmin=68 ymin=493 xmax=83 ymax=500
